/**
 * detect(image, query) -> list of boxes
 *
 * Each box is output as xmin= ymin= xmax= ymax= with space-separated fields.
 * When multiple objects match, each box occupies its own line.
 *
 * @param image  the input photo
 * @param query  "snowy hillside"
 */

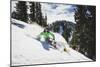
xmin=11 ymin=19 xmax=92 ymax=66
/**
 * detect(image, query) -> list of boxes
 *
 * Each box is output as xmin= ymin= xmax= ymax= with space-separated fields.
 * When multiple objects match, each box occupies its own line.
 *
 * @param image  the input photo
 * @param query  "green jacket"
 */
xmin=39 ymin=31 xmax=55 ymax=40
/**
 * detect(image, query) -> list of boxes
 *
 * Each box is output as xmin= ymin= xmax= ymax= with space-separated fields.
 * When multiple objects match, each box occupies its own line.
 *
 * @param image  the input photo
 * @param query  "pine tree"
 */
xmin=35 ymin=2 xmax=43 ymax=26
xmin=42 ymin=15 xmax=47 ymax=27
xmin=71 ymin=5 xmax=96 ymax=60
xmin=29 ymin=2 xmax=47 ymax=27
xmin=12 ymin=11 xmax=17 ymax=19
xmin=16 ymin=1 xmax=28 ymax=22
xmin=29 ymin=2 xmax=36 ymax=22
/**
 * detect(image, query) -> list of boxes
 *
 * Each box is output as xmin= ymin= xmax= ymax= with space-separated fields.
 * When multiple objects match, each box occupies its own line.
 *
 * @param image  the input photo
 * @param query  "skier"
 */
xmin=39 ymin=28 xmax=57 ymax=48
xmin=38 ymin=28 xmax=68 ymax=52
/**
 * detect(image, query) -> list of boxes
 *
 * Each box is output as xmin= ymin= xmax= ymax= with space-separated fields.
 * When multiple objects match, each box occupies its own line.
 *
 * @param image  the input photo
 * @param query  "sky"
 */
xmin=11 ymin=1 xmax=76 ymax=24
xmin=41 ymin=3 xmax=76 ymax=24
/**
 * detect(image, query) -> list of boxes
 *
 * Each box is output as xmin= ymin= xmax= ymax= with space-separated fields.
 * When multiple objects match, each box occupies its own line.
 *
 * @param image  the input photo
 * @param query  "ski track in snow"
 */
xmin=11 ymin=19 xmax=92 ymax=66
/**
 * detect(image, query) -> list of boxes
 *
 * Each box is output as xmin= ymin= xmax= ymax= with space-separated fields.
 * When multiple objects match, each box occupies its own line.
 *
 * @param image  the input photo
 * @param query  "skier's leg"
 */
xmin=51 ymin=41 xmax=57 ymax=49
xmin=48 ymin=38 xmax=57 ymax=49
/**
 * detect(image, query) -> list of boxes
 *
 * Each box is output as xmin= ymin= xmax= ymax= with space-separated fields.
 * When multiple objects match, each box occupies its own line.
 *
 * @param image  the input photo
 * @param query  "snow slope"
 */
xmin=11 ymin=19 xmax=92 ymax=66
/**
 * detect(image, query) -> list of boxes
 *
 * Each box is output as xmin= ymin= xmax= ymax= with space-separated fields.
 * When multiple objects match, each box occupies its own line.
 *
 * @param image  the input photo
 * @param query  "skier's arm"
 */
xmin=38 ymin=32 xmax=43 ymax=38
xmin=49 ymin=32 xmax=55 ymax=40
